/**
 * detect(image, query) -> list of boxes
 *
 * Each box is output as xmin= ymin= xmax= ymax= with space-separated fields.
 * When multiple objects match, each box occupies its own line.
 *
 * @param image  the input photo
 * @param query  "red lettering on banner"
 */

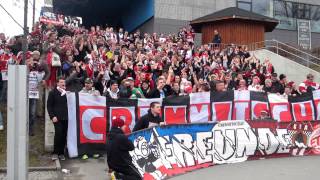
xmin=233 ymin=101 xmax=250 ymax=120
xmin=79 ymin=106 xmax=107 ymax=144
xmin=251 ymin=101 xmax=269 ymax=120
xmin=110 ymin=107 xmax=135 ymax=133
xmin=164 ymin=106 xmax=187 ymax=124
xmin=189 ymin=104 xmax=210 ymax=123
xmin=212 ymin=102 xmax=232 ymax=122
xmin=270 ymin=103 xmax=292 ymax=122
xmin=291 ymin=101 xmax=314 ymax=121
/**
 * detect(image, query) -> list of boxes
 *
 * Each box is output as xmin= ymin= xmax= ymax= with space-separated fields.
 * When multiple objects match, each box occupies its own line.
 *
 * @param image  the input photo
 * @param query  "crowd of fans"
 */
xmin=1 ymin=21 xmax=320 ymax=179
xmin=0 ymin=22 xmax=319 ymax=131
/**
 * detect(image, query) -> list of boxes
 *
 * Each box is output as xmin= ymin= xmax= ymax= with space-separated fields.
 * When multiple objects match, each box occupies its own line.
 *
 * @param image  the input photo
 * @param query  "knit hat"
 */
xmin=111 ymin=117 xmax=125 ymax=128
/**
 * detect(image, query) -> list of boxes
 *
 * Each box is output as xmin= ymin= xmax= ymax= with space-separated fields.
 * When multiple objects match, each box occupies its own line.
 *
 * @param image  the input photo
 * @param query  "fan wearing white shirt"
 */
xmin=248 ymin=76 xmax=263 ymax=92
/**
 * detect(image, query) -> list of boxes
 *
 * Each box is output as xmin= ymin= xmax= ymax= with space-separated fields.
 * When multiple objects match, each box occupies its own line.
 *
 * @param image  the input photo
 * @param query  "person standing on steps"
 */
xmin=47 ymin=77 xmax=68 ymax=161
xmin=79 ymin=77 xmax=101 ymax=160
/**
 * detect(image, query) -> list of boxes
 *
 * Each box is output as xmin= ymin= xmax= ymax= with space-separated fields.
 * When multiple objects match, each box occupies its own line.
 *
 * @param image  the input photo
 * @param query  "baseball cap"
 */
xmin=84 ymin=78 xmax=93 ymax=84
xmin=126 ymin=77 xmax=134 ymax=81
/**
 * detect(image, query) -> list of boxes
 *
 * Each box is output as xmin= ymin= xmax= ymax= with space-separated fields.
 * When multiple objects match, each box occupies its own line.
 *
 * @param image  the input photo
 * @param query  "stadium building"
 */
xmin=53 ymin=0 xmax=320 ymax=48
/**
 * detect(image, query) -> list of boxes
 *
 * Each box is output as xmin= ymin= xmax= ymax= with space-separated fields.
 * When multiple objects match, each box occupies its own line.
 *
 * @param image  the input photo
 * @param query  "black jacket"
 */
xmin=47 ymin=88 xmax=68 ymax=121
xmin=269 ymin=81 xmax=284 ymax=94
xmin=106 ymin=127 xmax=135 ymax=173
xmin=0 ymin=72 xmax=2 ymax=90
xmin=213 ymin=34 xmax=221 ymax=44
xmin=146 ymin=85 xmax=171 ymax=98
xmin=133 ymin=110 xmax=162 ymax=132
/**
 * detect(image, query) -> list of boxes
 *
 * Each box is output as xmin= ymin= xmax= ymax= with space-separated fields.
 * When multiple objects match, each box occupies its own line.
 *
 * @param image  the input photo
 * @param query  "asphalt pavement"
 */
xmin=59 ymin=155 xmax=320 ymax=180
xmin=171 ymin=156 xmax=320 ymax=180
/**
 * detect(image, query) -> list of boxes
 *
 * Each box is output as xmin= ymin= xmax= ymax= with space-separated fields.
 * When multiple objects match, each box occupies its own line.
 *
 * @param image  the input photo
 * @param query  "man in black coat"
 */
xmin=212 ymin=30 xmax=222 ymax=45
xmin=106 ymin=117 xmax=141 ymax=180
xmin=133 ymin=102 xmax=163 ymax=132
xmin=147 ymin=78 xmax=171 ymax=98
xmin=47 ymin=78 xmax=68 ymax=160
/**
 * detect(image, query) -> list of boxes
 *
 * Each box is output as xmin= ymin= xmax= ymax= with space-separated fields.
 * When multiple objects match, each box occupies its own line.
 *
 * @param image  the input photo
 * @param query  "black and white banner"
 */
xmin=67 ymin=90 xmax=320 ymax=158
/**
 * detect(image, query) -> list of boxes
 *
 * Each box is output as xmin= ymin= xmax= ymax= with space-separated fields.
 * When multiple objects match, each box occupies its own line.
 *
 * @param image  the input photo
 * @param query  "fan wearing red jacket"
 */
xmin=299 ymin=73 xmax=320 ymax=93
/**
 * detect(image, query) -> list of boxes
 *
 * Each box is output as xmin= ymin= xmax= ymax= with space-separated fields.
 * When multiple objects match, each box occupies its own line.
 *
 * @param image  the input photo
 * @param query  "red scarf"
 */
xmin=46 ymin=52 xmax=57 ymax=88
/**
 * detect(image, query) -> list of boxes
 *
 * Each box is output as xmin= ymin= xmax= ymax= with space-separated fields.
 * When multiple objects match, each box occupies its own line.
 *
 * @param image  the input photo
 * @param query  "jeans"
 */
xmin=29 ymin=98 xmax=37 ymax=132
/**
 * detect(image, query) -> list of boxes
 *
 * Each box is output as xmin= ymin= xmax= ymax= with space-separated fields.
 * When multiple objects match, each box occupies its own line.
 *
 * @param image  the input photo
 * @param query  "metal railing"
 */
xmin=207 ymin=40 xmax=320 ymax=72
xmin=247 ymin=40 xmax=320 ymax=72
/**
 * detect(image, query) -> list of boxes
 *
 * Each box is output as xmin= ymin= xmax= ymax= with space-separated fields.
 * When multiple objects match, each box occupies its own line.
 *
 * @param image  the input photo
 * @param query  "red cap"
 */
xmin=111 ymin=117 xmax=125 ymax=128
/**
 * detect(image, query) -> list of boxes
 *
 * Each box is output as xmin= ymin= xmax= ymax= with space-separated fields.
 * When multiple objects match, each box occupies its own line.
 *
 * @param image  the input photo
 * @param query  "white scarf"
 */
xmin=57 ymin=87 xmax=66 ymax=96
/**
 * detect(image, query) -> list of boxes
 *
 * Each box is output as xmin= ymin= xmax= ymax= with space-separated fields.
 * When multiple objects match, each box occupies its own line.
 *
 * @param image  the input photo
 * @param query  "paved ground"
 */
xmin=2 ymin=156 xmax=315 ymax=179
xmin=60 ymin=156 xmax=110 ymax=180
xmin=0 ymin=171 xmax=59 ymax=180
xmin=171 ymin=156 xmax=320 ymax=180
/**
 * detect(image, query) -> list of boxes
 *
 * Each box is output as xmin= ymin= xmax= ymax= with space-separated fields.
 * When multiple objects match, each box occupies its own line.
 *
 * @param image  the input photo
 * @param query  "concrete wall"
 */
xmin=153 ymin=0 xmax=235 ymax=36
xmin=154 ymin=0 xmax=236 ymax=21
xmin=138 ymin=17 xmax=155 ymax=34
xmin=253 ymin=49 xmax=320 ymax=84
xmin=153 ymin=18 xmax=189 ymax=34
xmin=150 ymin=0 xmax=236 ymax=45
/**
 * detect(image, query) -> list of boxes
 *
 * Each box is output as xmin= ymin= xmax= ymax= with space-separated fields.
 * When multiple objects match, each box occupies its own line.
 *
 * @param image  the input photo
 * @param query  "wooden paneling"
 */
xmin=201 ymin=19 xmax=265 ymax=47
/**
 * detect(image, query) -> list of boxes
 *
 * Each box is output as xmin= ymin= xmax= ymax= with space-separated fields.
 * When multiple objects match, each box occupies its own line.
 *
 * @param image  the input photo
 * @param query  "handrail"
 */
xmin=254 ymin=45 xmax=320 ymax=68
xmin=248 ymin=40 xmax=320 ymax=60
xmin=274 ymin=40 xmax=320 ymax=61
xmin=246 ymin=39 xmax=320 ymax=72
xmin=207 ymin=39 xmax=320 ymax=71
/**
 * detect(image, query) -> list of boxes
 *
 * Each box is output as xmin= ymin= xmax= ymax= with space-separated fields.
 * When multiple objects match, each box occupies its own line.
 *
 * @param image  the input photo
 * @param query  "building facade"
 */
xmin=142 ymin=0 xmax=320 ymax=48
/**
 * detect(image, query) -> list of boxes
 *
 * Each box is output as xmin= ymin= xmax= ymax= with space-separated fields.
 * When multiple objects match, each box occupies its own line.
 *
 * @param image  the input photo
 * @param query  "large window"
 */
xmin=273 ymin=0 xmax=320 ymax=32
xmin=237 ymin=0 xmax=252 ymax=11
xmin=237 ymin=0 xmax=320 ymax=33
xmin=252 ymin=0 xmax=270 ymax=17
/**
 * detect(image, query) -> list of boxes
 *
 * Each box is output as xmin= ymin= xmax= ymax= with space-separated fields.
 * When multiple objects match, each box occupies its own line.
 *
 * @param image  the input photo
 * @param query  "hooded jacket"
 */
xmin=106 ymin=127 xmax=135 ymax=173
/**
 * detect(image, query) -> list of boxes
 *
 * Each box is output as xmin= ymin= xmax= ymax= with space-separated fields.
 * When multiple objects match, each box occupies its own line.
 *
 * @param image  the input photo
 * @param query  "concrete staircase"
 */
xmin=253 ymin=49 xmax=320 ymax=84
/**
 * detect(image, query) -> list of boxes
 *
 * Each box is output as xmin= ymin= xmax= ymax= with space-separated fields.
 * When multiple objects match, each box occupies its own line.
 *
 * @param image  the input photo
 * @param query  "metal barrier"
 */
xmin=247 ymin=40 xmax=320 ymax=72
xmin=207 ymin=40 xmax=320 ymax=72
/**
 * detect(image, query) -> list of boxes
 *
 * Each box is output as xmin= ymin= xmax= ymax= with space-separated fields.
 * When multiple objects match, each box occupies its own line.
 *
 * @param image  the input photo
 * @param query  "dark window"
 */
xmin=237 ymin=0 xmax=252 ymax=11
xmin=252 ymin=0 xmax=270 ymax=16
